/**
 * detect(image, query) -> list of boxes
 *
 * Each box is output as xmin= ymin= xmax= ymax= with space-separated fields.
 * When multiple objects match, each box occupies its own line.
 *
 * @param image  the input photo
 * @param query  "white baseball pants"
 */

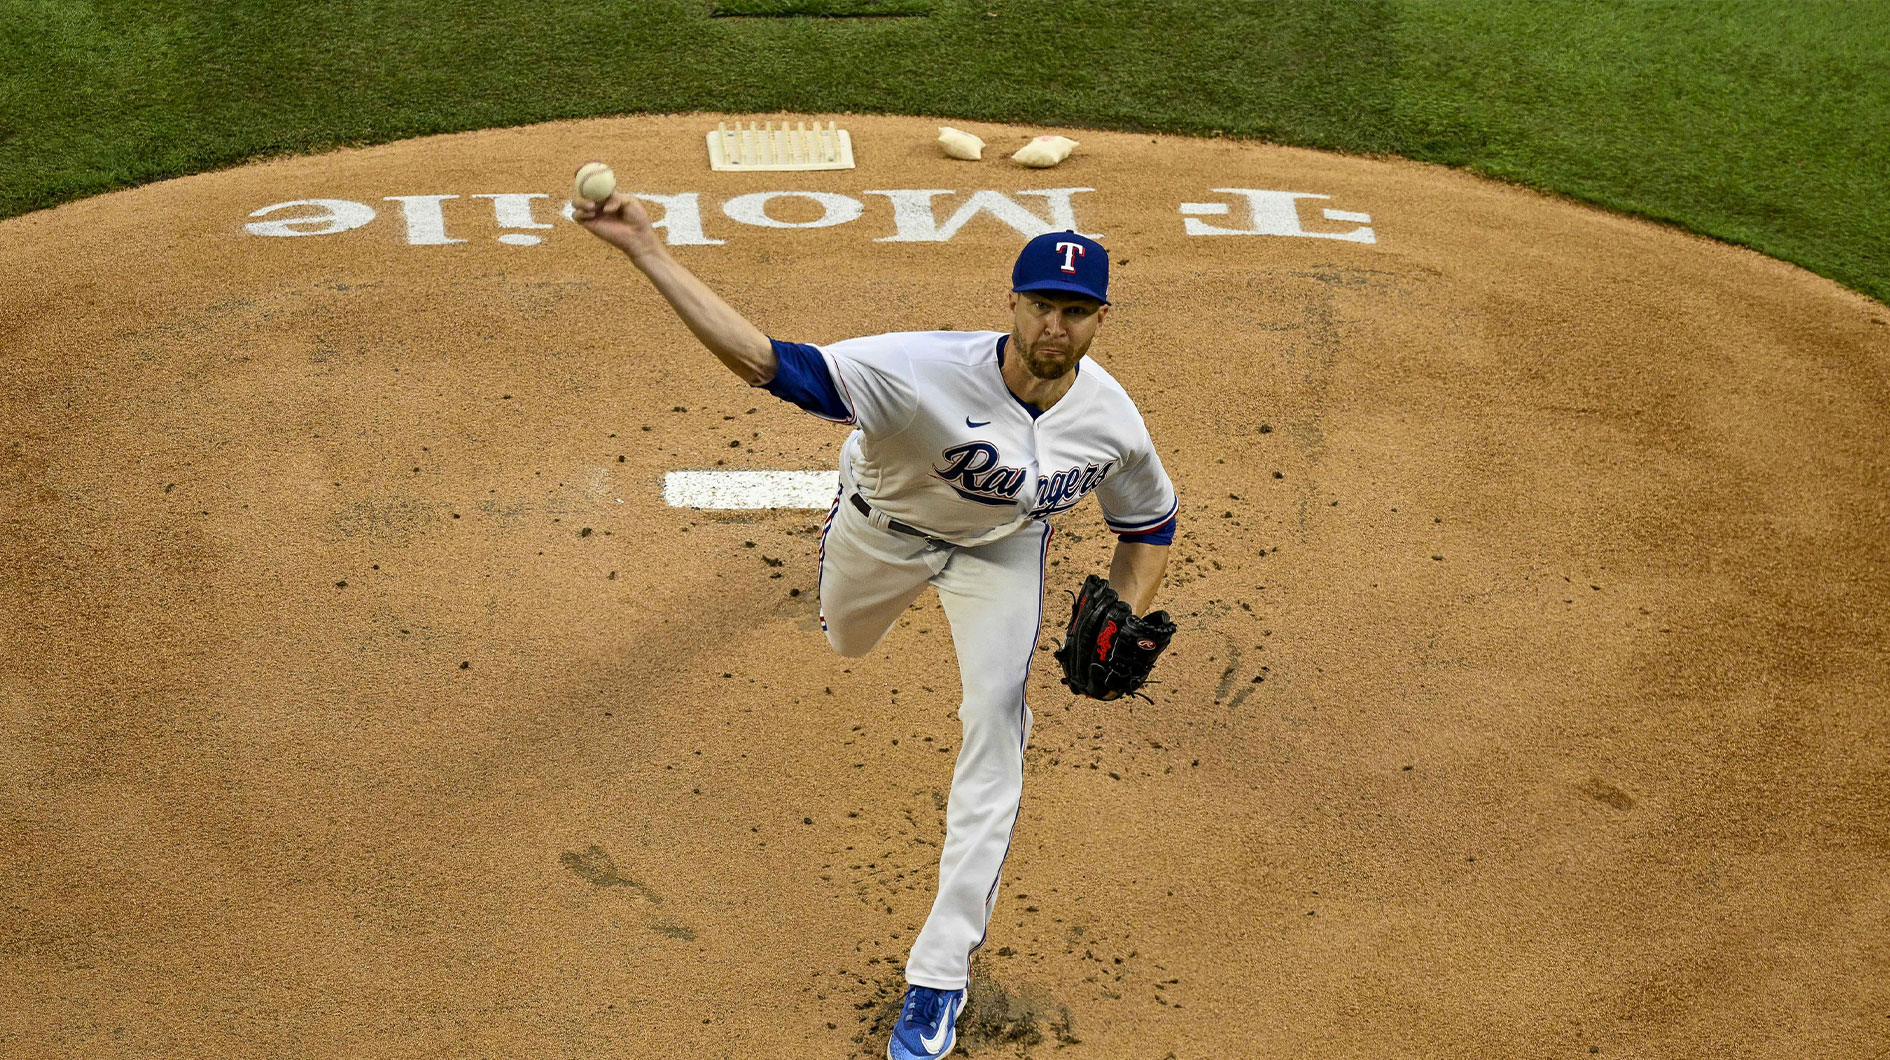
xmin=816 ymin=471 xmax=1051 ymax=990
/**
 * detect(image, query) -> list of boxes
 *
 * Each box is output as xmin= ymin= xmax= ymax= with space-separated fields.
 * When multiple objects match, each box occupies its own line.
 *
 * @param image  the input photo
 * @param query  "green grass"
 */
xmin=710 ymin=0 xmax=934 ymax=15
xmin=2 ymin=0 xmax=1884 ymax=302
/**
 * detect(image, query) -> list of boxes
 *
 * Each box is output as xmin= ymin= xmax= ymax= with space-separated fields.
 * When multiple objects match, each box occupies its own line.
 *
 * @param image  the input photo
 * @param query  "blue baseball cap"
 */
xmin=1012 ymin=231 xmax=1109 ymax=305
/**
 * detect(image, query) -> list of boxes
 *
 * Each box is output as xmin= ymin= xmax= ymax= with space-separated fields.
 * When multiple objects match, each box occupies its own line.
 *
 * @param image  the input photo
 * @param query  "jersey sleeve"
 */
xmin=759 ymin=333 xmax=918 ymax=436
xmin=1094 ymin=432 xmax=1179 ymax=545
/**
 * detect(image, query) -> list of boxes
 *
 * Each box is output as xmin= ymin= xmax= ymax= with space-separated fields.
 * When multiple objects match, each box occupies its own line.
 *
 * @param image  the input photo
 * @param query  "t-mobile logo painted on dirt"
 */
xmin=243 ymin=187 xmax=1374 ymax=246
xmin=1179 ymin=189 xmax=1376 ymax=242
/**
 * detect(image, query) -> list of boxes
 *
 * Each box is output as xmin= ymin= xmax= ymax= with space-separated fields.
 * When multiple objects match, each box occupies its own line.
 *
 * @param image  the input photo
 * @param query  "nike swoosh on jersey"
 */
xmin=920 ymin=995 xmax=959 ymax=1053
xmin=965 ymin=417 xmax=991 ymax=428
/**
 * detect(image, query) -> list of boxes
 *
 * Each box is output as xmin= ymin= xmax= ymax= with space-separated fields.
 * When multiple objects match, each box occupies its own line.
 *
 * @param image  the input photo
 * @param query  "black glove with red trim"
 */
xmin=1053 ymin=575 xmax=1176 ymax=701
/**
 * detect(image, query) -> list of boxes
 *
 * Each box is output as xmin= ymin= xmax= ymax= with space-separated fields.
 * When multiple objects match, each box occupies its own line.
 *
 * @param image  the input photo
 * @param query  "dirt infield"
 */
xmin=3 ymin=114 xmax=1887 ymax=1059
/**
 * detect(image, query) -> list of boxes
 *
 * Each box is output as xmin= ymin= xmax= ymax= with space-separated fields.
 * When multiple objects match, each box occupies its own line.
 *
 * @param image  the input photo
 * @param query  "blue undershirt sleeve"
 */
xmin=1115 ymin=510 xmax=1178 ymax=546
xmin=760 ymin=339 xmax=851 ymax=423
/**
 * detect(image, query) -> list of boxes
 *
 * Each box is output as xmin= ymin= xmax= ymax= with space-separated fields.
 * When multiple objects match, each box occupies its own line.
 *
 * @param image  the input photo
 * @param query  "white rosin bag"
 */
xmin=1011 ymin=135 xmax=1078 ymax=167
xmin=938 ymin=126 xmax=985 ymax=160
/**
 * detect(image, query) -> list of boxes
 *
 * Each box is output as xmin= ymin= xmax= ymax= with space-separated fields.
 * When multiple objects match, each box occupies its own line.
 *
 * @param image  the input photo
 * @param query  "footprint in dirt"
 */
xmin=560 ymin=844 xmax=658 ymax=898
xmin=1577 ymin=777 xmax=1636 ymax=812
xmin=560 ymin=844 xmax=698 ymax=940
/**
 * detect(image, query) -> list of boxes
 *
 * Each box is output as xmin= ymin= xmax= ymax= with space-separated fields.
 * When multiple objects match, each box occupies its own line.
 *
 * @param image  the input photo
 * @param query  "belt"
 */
xmin=850 ymin=492 xmax=947 ymax=543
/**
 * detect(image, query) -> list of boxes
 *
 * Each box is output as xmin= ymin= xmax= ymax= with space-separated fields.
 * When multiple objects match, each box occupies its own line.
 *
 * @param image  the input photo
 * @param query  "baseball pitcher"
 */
xmin=575 ymin=183 xmax=1178 ymax=1060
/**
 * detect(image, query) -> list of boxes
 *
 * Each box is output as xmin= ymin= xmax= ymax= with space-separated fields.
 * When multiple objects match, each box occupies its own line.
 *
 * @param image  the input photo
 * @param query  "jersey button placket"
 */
xmin=1021 ymin=426 xmax=1043 ymax=521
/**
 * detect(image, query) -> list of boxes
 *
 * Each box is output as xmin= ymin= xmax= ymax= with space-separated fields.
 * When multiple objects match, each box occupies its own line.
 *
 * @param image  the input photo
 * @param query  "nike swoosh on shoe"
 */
xmin=919 ymin=994 xmax=960 ymax=1054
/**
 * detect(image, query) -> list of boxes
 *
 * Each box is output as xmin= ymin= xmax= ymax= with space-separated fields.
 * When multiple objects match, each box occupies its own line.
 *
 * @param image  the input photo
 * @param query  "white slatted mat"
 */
xmin=708 ymin=120 xmax=855 ymax=172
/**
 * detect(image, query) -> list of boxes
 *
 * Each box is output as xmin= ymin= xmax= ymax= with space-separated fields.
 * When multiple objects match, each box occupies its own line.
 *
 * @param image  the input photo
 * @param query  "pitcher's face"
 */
xmin=1008 ymin=290 xmax=1108 ymax=380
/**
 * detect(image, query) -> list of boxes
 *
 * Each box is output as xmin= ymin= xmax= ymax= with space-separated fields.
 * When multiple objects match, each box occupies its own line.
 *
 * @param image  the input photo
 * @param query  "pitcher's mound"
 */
xmin=3 ymin=113 xmax=1886 ymax=1059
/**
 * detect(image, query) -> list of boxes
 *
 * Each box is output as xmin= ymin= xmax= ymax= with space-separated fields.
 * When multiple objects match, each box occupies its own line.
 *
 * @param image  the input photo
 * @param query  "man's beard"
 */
xmin=1013 ymin=331 xmax=1083 ymax=380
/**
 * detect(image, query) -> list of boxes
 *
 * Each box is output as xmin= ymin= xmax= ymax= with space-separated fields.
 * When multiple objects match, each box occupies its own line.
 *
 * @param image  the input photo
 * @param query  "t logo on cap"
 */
xmin=1012 ymin=230 xmax=1109 ymax=305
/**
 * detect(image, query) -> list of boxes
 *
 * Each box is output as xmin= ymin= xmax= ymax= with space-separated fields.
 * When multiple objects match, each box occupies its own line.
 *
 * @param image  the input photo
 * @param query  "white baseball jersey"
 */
xmin=763 ymin=330 xmax=1179 ymax=547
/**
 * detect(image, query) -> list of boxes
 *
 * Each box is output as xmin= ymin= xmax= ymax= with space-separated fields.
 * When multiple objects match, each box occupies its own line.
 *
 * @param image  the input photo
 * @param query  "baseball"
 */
xmin=574 ymin=161 xmax=616 ymax=203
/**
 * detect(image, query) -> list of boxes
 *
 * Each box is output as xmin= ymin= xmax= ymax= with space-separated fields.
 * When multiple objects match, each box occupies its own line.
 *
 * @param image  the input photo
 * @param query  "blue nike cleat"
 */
xmin=887 ymin=984 xmax=967 ymax=1060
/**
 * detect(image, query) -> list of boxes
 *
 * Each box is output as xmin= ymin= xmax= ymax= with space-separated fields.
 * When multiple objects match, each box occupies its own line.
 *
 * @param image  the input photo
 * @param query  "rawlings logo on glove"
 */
xmin=1053 ymin=575 xmax=1176 ymax=701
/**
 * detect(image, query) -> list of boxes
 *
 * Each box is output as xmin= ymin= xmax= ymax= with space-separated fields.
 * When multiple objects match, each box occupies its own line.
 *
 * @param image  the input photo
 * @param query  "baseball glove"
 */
xmin=1053 ymin=575 xmax=1176 ymax=701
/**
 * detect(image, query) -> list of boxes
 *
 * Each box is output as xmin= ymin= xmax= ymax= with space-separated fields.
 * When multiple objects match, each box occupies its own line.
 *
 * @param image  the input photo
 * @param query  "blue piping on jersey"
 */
xmin=815 ymin=479 xmax=846 ymax=631
xmin=1110 ymin=496 xmax=1179 ymax=545
xmin=1114 ymin=513 xmax=1177 ymax=546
